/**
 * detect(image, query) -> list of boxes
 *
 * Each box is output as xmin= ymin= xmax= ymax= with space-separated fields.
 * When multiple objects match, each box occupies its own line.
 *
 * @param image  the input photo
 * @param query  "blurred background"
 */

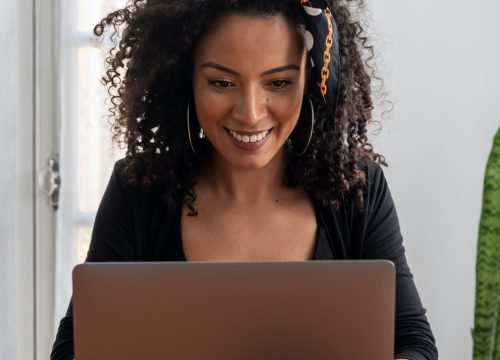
xmin=1 ymin=0 xmax=499 ymax=359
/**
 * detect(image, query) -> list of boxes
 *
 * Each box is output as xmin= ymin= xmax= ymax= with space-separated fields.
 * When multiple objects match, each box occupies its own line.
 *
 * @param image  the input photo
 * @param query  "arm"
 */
xmin=361 ymin=162 xmax=438 ymax=360
xmin=50 ymin=161 xmax=137 ymax=360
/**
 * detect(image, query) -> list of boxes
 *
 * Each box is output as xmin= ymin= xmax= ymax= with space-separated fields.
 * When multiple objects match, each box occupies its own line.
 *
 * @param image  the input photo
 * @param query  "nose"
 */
xmin=232 ymin=84 xmax=267 ymax=127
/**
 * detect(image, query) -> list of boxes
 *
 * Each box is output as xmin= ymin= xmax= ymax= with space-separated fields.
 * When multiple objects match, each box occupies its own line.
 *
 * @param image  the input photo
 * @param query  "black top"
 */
xmin=51 ymin=160 xmax=438 ymax=360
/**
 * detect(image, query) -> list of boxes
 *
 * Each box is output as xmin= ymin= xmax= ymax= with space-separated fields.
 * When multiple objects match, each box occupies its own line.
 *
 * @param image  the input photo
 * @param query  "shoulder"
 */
xmin=313 ymin=159 xmax=389 ymax=216
xmin=361 ymin=159 xmax=387 ymax=192
xmin=338 ymin=159 xmax=389 ymax=213
xmin=109 ymin=158 xmax=156 ymax=194
xmin=312 ymin=160 xmax=391 ymax=258
xmin=110 ymin=158 xmax=127 ymax=186
xmin=100 ymin=159 xmax=149 ymax=211
xmin=363 ymin=160 xmax=390 ymax=207
xmin=345 ymin=159 xmax=394 ymax=232
xmin=101 ymin=159 xmax=138 ymax=205
xmin=108 ymin=158 xmax=176 ymax=211
xmin=358 ymin=160 xmax=399 ymax=232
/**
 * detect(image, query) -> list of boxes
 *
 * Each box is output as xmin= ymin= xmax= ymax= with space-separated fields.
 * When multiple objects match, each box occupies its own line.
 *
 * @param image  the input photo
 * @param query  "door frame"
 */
xmin=34 ymin=0 xmax=60 ymax=358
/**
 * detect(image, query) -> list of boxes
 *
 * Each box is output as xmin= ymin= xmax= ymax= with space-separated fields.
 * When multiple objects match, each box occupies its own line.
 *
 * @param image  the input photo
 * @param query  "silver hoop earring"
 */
xmin=288 ymin=95 xmax=315 ymax=156
xmin=187 ymin=103 xmax=197 ymax=154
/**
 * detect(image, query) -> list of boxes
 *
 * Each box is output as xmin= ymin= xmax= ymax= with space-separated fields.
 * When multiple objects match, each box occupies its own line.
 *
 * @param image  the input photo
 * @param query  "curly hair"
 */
xmin=94 ymin=0 xmax=387 ymax=215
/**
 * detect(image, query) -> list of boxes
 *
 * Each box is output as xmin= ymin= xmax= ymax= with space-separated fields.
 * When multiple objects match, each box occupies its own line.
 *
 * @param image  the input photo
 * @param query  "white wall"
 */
xmin=369 ymin=0 xmax=500 ymax=358
xmin=0 ymin=0 xmax=35 ymax=359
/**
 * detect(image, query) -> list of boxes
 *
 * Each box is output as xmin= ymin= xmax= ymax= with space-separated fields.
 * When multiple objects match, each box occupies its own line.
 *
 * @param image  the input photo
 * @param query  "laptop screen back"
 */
xmin=73 ymin=261 xmax=395 ymax=360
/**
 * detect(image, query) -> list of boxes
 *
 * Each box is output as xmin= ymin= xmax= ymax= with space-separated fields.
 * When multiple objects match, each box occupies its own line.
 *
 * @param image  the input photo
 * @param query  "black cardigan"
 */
xmin=51 ymin=160 xmax=438 ymax=360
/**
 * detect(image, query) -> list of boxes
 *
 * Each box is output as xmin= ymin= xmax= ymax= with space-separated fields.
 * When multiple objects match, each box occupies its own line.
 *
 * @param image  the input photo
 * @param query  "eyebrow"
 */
xmin=200 ymin=61 xmax=300 ymax=77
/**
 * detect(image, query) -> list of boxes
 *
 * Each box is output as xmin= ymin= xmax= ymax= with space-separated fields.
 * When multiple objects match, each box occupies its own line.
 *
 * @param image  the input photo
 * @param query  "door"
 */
xmin=36 ymin=0 xmax=125 ymax=358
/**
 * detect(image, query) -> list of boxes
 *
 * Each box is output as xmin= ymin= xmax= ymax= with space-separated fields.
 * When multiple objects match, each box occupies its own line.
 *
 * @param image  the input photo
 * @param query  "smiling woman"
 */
xmin=51 ymin=0 xmax=438 ymax=359
xmin=184 ymin=13 xmax=318 ymax=261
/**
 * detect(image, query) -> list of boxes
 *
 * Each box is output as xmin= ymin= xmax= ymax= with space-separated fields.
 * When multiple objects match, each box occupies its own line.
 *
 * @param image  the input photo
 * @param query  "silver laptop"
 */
xmin=73 ymin=261 xmax=395 ymax=360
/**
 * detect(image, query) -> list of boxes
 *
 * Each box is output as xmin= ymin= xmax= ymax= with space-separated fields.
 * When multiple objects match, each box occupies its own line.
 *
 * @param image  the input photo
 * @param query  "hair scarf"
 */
xmin=299 ymin=0 xmax=341 ymax=118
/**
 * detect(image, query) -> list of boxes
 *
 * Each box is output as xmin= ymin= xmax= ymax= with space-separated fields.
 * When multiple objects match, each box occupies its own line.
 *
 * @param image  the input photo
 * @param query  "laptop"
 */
xmin=72 ymin=261 xmax=395 ymax=360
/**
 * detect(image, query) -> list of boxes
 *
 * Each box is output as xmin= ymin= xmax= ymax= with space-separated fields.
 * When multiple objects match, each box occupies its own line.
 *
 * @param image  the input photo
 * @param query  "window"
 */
xmin=55 ymin=0 xmax=125 ymax=328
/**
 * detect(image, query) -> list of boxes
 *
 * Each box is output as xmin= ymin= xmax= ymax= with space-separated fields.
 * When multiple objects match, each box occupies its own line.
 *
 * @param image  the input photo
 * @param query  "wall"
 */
xmin=369 ymin=0 xmax=500 ymax=358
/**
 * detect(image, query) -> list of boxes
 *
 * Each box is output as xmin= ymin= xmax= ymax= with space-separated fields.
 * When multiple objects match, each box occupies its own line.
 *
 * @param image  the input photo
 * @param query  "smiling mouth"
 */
xmin=225 ymin=128 xmax=273 ymax=144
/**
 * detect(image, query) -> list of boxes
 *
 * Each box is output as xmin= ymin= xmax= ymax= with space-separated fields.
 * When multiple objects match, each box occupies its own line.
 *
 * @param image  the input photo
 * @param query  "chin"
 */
xmin=223 ymin=153 xmax=276 ymax=171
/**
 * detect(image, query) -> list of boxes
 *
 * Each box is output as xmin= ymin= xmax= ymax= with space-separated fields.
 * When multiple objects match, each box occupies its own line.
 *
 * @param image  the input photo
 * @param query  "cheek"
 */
xmin=193 ymin=84 xmax=228 ymax=130
xmin=272 ymin=92 xmax=304 ymax=131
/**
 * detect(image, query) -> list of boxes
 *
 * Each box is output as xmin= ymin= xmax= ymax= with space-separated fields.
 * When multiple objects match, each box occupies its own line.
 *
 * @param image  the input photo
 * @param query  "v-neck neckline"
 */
xmin=174 ymin=199 xmax=330 ymax=262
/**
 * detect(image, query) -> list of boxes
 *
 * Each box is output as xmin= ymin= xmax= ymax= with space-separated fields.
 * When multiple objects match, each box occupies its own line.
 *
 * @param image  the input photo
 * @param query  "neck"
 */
xmin=199 ymin=147 xmax=289 ymax=205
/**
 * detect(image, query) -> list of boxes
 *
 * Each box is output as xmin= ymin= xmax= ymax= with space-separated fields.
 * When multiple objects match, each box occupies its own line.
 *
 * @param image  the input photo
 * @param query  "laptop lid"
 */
xmin=73 ymin=261 xmax=395 ymax=360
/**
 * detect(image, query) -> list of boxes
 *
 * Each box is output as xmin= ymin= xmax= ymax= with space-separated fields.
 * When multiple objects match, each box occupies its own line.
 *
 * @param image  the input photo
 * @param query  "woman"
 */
xmin=52 ymin=0 xmax=438 ymax=359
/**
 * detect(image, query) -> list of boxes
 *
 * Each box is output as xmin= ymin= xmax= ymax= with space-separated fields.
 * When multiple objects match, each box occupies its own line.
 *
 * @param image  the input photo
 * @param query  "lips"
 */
xmin=224 ymin=127 xmax=273 ymax=150
xmin=228 ymin=129 xmax=271 ymax=143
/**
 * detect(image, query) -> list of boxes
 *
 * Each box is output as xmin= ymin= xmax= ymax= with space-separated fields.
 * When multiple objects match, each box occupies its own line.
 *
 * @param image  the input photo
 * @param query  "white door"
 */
xmin=36 ymin=0 xmax=126 ymax=358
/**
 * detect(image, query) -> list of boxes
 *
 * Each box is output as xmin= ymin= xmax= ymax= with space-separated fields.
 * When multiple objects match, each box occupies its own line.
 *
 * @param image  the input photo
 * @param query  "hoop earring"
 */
xmin=187 ymin=102 xmax=206 ymax=154
xmin=288 ymin=95 xmax=315 ymax=156
xmin=187 ymin=103 xmax=197 ymax=154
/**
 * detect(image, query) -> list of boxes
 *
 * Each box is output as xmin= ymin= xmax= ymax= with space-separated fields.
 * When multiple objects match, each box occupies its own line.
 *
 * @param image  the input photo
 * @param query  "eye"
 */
xmin=269 ymin=79 xmax=293 ymax=90
xmin=208 ymin=79 xmax=235 ymax=89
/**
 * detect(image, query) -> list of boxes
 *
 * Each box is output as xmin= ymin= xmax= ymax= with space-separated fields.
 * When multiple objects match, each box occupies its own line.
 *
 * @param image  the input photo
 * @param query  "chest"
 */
xmin=181 ymin=201 xmax=317 ymax=261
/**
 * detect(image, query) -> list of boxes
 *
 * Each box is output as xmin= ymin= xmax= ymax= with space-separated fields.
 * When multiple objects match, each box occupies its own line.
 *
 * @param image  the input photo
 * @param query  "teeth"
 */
xmin=229 ymin=129 xmax=269 ymax=143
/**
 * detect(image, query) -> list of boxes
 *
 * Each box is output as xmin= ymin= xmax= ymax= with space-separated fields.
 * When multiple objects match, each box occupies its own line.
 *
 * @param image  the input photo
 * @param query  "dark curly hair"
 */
xmin=94 ymin=0 xmax=387 ymax=215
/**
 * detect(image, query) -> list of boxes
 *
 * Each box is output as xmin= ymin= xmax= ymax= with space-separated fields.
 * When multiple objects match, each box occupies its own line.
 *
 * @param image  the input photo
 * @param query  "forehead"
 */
xmin=194 ymin=14 xmax=305 ymax=72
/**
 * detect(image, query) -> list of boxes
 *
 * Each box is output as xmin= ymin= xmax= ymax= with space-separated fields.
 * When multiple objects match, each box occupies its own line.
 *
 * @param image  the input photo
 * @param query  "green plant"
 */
xmin=473 ymin=126 xmax=500 ymax=360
